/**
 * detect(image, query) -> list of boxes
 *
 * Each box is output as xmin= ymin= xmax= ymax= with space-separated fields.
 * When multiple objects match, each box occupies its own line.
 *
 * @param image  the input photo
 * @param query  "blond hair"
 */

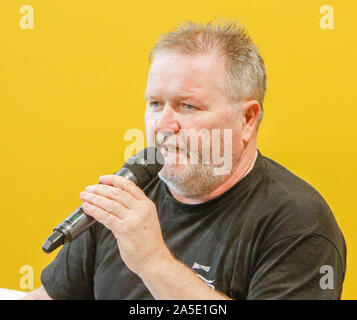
xmin=149 ymin=20 xmax=267 ymax=125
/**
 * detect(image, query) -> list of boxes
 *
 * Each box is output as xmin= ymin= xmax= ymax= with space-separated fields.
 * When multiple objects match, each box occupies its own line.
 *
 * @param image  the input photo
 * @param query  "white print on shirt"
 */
xmin=196 ymin=274 xmax=215 ymax=290
xmin=192 ymin=262 xmax=211 ymax=272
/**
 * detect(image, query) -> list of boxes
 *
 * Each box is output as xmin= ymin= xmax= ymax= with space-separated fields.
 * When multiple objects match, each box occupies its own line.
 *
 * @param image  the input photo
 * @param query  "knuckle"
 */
xmin=111 ymin=187 xmax=121 ymax=197
xmin=107 ymin=201 xmax=121 ymax=213
xmin=115 ymin=175 xmax=125 ymax=183
xmin=85 ymin=192 xmax=94 ymax=200
xmin=106 ymin=202 xmax=116 ymax=213
xmin=113 ymin=176 xmax=127 ymax=187
xmin=126 ymin=179 xmax=135 ymax=187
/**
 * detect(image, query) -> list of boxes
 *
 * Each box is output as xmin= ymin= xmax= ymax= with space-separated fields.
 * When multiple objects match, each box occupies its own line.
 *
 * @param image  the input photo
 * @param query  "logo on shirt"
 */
xmin=192 ymin=262 xmax=211 ymax=273
xmin=192 ymin=262 xmax=215 ymax=289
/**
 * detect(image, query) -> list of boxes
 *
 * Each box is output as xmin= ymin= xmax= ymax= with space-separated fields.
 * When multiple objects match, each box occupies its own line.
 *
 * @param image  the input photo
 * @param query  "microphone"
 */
xmin=42 ymin=147 xmax=165 ymax=254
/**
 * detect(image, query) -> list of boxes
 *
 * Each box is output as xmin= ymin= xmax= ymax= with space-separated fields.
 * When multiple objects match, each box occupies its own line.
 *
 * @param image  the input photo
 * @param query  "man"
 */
xmin=25 ymin=20 xmax=346 ymax=300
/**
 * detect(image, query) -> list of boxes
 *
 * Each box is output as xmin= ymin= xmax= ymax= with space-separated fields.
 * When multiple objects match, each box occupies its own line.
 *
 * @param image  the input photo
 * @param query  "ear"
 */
xmin=240 ymin=99 xmax=260 ymax=143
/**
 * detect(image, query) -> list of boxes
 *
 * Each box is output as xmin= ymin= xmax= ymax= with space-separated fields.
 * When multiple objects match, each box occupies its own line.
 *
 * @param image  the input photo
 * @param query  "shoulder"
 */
xmin=262 ymin=155 xmax=329 ymax=217
xmin=253 ymin=153 xmax=345 ymax=257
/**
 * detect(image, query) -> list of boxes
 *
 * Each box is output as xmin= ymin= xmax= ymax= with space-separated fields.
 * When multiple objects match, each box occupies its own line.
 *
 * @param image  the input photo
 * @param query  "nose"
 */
xmin=155 ymin=104 xmax=180 ymax=134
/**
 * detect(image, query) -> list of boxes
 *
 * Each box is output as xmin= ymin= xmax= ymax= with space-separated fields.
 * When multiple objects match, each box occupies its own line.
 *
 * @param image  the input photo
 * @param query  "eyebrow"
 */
xmin=144 ymin=94 xmax=160 ymax=100
xmin=144 ymin=93 xmax=199 ymax=102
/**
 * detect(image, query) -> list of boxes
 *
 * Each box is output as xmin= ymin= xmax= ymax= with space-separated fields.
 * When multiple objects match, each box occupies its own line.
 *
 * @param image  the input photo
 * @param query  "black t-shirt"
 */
xmin=41 ymin=150 xmax=346 ymax=299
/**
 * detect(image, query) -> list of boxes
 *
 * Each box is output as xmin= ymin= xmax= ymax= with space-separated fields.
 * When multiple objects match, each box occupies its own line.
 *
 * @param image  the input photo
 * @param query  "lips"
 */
xmin=159 ymin=144 xmax=189 ymax=159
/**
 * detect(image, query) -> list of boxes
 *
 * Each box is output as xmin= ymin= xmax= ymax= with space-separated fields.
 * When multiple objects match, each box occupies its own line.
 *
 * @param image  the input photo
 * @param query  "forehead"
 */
xmin=145 ymin=51 xmax=226 ymax=101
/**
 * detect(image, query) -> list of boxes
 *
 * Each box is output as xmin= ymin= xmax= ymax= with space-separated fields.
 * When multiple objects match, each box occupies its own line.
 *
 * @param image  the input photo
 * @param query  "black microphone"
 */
xmin=42 ymin=147 xmax=165 ymax=254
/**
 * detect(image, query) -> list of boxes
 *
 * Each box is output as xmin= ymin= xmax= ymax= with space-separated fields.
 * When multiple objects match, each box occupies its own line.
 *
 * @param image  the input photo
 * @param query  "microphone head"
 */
xmin=123 ymin=147 xmax=165 ymax=188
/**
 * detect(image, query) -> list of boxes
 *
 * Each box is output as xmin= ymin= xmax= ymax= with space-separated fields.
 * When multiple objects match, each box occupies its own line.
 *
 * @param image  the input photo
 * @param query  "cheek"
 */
xmin=214 ymin=112 xmax=243 ymax=154
xmin=181 ymin=115 xmax=215 ymax=131
xmin=145 ymin=118 xmax=156 ymax=146
xmin=221 ymin=109 xmax=244 ymax=138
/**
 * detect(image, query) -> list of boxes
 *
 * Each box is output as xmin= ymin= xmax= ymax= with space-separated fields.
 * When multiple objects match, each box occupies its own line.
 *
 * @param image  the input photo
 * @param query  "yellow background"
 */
xmin=0 ymin=0 xmax=356 ymax=299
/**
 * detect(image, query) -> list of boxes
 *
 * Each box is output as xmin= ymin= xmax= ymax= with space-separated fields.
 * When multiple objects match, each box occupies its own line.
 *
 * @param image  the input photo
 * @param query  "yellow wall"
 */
xmin=1 ymin=0 xmax=356 ymax=299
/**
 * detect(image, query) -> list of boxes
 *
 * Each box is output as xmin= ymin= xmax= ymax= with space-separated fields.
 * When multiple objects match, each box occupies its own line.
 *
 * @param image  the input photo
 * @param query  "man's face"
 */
xmin=144 ymin=50 xmax=244 ymax=196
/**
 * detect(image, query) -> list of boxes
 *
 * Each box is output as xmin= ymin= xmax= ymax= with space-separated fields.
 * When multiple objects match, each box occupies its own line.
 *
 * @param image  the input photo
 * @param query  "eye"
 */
xmin=149 ymin=101 xmax=161 ymax=107
xmin=183 ymin=104 xmax=197 ymax=110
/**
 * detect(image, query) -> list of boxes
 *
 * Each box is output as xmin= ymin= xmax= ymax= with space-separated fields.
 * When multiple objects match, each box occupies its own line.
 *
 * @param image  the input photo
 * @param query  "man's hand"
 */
xmin=80 ymin=175 xmax=230 ymax=300
xmin=80 ymin=175 xmax=171 ymax=276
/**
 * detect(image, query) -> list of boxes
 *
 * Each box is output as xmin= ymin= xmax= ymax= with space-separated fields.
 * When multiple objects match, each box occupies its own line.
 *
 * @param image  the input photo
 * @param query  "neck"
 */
xmin=168 ymin=141 xmax=258 ymax=204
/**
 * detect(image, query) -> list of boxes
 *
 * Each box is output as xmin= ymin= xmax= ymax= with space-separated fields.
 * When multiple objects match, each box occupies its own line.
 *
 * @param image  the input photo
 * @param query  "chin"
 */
xmin=158 ymin=161 xmax=217 ymax=194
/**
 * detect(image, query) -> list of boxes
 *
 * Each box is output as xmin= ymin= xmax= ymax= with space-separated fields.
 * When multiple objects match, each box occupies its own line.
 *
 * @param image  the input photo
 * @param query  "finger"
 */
xmin=80 ymin=191 xmax=128 ymax=219
xmin=82 ymin=201 xmax=121 ymax=234
xmin=99 ymin=175 xmax=147 ymax=201
xmin=84 ymin=184 xmax=136 ymax=209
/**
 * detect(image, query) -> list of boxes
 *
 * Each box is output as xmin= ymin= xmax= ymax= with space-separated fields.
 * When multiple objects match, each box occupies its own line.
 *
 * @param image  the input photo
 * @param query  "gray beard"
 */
xmin=158 ymin=162 xmax=228 ymax=198
xmin=154 ymin=129 xmax=235 ymax=198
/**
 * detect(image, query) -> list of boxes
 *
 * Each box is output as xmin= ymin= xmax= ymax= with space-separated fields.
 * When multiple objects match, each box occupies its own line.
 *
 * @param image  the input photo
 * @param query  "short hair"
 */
xmin=149 ymin=19 xmax=267 ymax=126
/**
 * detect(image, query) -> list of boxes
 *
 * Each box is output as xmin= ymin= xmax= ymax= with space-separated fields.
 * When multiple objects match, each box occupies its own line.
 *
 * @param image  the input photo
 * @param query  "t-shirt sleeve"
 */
xmin=40 ymin=223 xmax=98 ymax=300
xmin=245 ymin=233 xmax=346 ymax=300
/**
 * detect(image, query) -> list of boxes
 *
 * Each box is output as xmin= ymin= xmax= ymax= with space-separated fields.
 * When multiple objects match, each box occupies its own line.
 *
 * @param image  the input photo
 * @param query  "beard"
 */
xmin=155 ymin=130 xmax=232 ymax=197
xmin=158 ymin=162 xmax=227 ymax=197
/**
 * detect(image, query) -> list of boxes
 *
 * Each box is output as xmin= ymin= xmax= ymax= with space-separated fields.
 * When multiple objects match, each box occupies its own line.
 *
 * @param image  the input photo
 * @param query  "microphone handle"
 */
xmin=42 ymin=167 xmax=137 ymax=253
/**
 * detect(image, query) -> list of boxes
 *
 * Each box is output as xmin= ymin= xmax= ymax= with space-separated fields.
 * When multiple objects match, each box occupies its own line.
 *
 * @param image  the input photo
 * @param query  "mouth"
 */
xmin=160 ymin=145 xmax=188 ymax=156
